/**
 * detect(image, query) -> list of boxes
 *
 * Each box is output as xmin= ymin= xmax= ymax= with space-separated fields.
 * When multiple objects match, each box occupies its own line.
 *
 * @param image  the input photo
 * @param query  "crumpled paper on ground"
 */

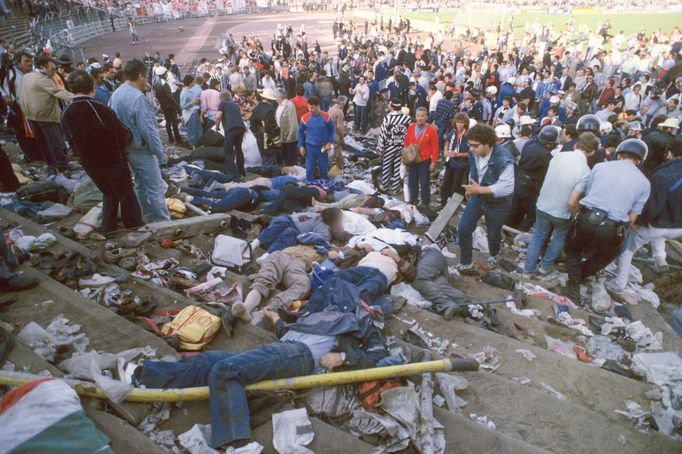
xmin=58 ymin=346 xmax=156 ymax=403
xmin=390 ymin=282 xmax=433 ymax=309
xmin=304 ymin=385 xmax=360 ymax=418
xmin=349 ymin=409 xmax=410 ymax=452
xmin=515 ymin=349 xmax=537 ymax=362
xmin=18 ymin=316 xmax=90 ymax=362
xmin=185 ymin=278 xmax=243 ymax=305
xmin=272 ymin=408 xmax=315 ymax=454
xmin=435 ymin=373 xmax=469 ymax=413
xmin=626 ymin=321 xmax=662 ymax=352
xmin=178 ymin=424 xmax=219 ymax=454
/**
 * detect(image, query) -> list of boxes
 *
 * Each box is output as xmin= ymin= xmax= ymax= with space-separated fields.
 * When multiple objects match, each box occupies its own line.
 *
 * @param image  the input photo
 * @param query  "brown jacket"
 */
xmin=19 ymin=71 xmax=74 ymax=123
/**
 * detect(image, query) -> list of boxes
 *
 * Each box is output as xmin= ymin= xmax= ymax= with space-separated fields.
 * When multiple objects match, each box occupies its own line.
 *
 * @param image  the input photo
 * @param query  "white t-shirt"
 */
xmin=537 ymin=150 xmax=590 ymax=219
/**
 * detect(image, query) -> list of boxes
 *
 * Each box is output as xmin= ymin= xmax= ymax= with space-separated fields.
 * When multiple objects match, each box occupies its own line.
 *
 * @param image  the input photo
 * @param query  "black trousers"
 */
xmin=163 ymin=110 xmax=180 ymax=142
xmin=263 ymin=186 xmax=319 ymax=216
xmin=84 ymin=160 xmax=144 ymax=233
xmin=0 ymin=146 xmax=20 ymax=192
xmin=440 ymin=165 xmax=468 ymax=208
xmin=564 ymin=210 xmax=626 ymax=286
xmin=223 ymin=128 xmax=246 ymax=177
xmin=7 ymin=108 xmax=42 ymax=162
xmin=506 ymin=190 xmax=539 ymax=232
xmin=281 ymin=142 xmax=298 ymax=166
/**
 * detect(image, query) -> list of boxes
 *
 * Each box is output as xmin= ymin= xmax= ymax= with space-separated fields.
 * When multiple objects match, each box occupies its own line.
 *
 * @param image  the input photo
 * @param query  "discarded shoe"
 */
xmin=481 ymin=272 xmax=516 ymax=291
xmin=78 ymin=273 xmax=116 ymax=287
xmin=135 ymin=296 xmax=159 ymax=317
xmin=104 ymin=247 xmax=136 ymax=264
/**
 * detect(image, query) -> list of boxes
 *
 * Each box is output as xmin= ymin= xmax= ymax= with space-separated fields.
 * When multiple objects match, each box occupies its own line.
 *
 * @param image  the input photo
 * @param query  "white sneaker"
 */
xmin=255 ymin=252 xmax=270 ymax=264
xmin=116 ymin=357 xmax=138 ymax=386
xmin=78 ymin=273 xmax=116 ymax=287
xmin=226 ymin=441 xmax=264 ymax=454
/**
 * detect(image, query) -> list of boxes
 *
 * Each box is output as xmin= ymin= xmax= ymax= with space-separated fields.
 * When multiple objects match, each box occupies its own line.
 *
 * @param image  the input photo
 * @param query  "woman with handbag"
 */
xmin=61 ymin=70 xmax=144 ymax=234
xmin=402 ymin=107 xmax=438 ymax=207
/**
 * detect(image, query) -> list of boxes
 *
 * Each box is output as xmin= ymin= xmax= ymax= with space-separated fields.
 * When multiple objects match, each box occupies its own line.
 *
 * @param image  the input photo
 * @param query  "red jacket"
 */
xmin=291 ymin=96 xmax=309 ymax=122
xmin=403 ymin=123 xmax=438 ymax=164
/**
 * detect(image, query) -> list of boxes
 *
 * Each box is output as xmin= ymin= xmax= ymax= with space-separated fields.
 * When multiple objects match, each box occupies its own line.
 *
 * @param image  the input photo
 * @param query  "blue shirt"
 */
xmin=580 ymin=159 xmax=651 ymax=223
xmin=303 ymin=81 xmax=316 ymax=99
xmin=415 ymin=124 xmax=425 ymax=139
xmin=280 ymin=330 xmax=336 ymax=372
xmin=108 ymin=82 xmax=164 ymax=160
xmin=94 ymin=84 xmax=111 ymax=105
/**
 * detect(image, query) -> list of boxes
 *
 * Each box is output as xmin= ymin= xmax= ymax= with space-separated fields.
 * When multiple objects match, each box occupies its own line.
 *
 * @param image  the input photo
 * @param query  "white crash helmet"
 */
xmin=486 ymin=85 xmax=498 ymax=96
xmin=495 ymin=124 xmax=512 ymax=139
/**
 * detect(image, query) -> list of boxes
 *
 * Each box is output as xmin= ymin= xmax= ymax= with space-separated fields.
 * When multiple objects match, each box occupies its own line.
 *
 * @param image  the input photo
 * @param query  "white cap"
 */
xmin=659 ymin=117 xmax=680 ymax=130
xmin=600 ymin=122 xmax=613 ymax=133
xmin=549 ymin=95 xmax=560 ymax=104
xmin=486 ymin=86 xmax=498 ymax=95
xmin=259 ymin=88 xmax=277 ymax=101
xmin=155 ymin=66 xmax=168 ymax=76
xmin=495 ymin=124 xmax=512 ymax=138
xmin=519 ymin=115 xmax=536 ymax=126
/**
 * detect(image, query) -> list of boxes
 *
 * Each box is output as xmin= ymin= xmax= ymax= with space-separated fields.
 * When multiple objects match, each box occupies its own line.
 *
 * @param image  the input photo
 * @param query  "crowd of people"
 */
xmin=1 ymin=7 xmax=682 ymax=451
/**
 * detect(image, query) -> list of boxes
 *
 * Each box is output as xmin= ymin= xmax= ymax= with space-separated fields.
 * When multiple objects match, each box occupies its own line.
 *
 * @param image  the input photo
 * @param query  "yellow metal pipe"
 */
xmin=0 ymin=359 xmax=468 ymax=402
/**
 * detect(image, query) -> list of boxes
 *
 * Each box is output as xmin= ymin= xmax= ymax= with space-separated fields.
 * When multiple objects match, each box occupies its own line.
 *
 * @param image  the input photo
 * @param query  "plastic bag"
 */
xmin=472 ymin=226 xmax=489 ymax=252
xmin=72 ymin=177 xmax=103 ymax=212
xmin=73 ymin=203 xmax=103 ymax=238
xmin=242 ymin=129 xmax=262 ymax=167
xmin=390 ymin=282 xmax=433 ymax=309
xmin=178 ymin=424 xmax=220 ymax=454
xmin=271 ymin=408 xmax=315 ymax=454
xmin=590 ymin=279 xmax=612 ymax=313
xmin=586 ymin=335 xmax=628 ymax=362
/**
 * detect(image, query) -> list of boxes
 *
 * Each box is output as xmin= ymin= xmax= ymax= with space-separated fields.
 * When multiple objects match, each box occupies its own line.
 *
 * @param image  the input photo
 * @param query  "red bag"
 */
xmin=357 ymin=380 xmax=402 ymax=412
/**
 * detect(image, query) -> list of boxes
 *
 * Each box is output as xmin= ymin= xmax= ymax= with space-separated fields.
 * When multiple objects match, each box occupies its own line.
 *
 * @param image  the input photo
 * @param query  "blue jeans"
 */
xmin=29 ymin=120 xmax=68 ymax=170
xmin=305 ymin=145 xmax=328 ymax=183
xmin=257 ymin=215 xmax=299 ymax=252
xmin=457 ymin=195 xmax=511 ymax=265
xmin=523 ymin=209 xmax=571 ymax=273
xmin=270 ymin=175 xmax=298 ymax=189
xmin=320 ymin=95 xmax=331 ymax=112
xmin=407 ymin=158 xmax=431 ymax=206
xmin=138 ymin=341 xmax=314 ymax=448
xmin=185 ymin=187 xmax=279 ymax=213
xmin=185 ymin=111 xmax=203 ymax=147
xmin=354 ymin=104 xmax=367 ymax=132
xmin=127 ymin=152 xmax=171 ymax=223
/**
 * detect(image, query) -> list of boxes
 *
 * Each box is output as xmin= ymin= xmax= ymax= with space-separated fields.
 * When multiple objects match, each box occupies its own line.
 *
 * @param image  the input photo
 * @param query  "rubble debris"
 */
xmin=272 ymin=408 xmax=315 ymax=454
xmin=18 ymin=315 xmax=90 ymax=362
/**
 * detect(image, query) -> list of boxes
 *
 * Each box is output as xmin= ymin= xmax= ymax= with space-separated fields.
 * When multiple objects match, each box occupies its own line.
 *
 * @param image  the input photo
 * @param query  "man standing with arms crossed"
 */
xmin=109 ymin=59 xmax=170 ymax=223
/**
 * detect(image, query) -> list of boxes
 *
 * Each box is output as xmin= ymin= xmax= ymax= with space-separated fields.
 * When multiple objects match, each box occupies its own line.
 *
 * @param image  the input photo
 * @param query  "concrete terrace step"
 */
xmin=0 ymin=209 xmax=557 ymax=451
xmin=385 ymin=305 xmax=680 ymax=453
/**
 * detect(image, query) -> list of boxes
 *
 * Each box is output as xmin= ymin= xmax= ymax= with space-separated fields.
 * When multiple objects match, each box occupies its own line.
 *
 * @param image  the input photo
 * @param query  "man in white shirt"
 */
xmin=523 ymin=133 xmax=599 ymax=275
xmin=428 ymin=84 xmax=442 ymax=120
xmin=351 ymin=76 xmax=370 ymax=133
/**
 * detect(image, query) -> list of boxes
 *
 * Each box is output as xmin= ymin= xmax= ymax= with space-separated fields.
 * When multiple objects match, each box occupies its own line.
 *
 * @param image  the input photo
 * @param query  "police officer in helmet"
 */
xmin=563 ymin=138 xmax=651 ymax=305
xmin=561 ymin=114 xmax=601 ymax=151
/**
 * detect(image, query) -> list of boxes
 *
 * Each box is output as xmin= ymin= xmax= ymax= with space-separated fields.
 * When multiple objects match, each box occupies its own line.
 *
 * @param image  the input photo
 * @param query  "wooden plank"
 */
xmin=425 ymin=193 xmax=464 ymax=243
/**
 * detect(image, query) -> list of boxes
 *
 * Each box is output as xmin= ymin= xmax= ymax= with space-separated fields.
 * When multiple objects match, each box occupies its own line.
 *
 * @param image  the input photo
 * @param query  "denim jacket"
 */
xmin=468 ymin=144 xmax=515 ymax=186
xmin=275 ymin=309 xmax=388 ymax=369
xmin=108 ymin=82 xmax=165 ymax=161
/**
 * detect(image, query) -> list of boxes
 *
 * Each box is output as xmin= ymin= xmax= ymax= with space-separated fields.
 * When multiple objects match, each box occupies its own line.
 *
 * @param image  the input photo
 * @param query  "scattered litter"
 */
xmin=626 ymin=321 xmax=662 ymax=352
xmin=349 ymin=409 xmax=410 ymax=452
xmin=590 ymin=279 xmax=612 ymax=313
xmin=468 ymin=347 xmax=500 ymax=371
xmin=615 ymin=400 xmax=651 ymax=431
xmin=539 ymin=382 xmax=566 ymax=401
xmin=469 ymin=413 xmax=496 ymax=430
xmin=515 ymin=349 xmax=537 ymax=362
xmin=178 ymin=424 xmax=219 ymax=454
xmin=405 ymin=324 xmax=449 ymax=354
xmin=433 ymin=394 xmax=446 ymax=407
xmin=391 ymin=282 xmax=433 ymax=309
xmin=435 ymin=373 xmax=469 ymax=413
xmin=636 ymin=286 xmax=660 ymax=309
xmin=544 ymin=335 xmax=577 ymax=360
xmin=586 ymin=335 xmax=629 ymax=362
xmin=506 ymin=301 xmax=539 ymax=318
xmin=18 ymin=316 xmax=90 ymax=362
xmin=272 ymin=408 xmax=315 ymax=454
xmin=555 ymin=312 xmax=594 ymax=337
xmin=512 ymin=377 xmax=531 ymax=385
xmin=631 ymin=352 xmax=682 ymax=386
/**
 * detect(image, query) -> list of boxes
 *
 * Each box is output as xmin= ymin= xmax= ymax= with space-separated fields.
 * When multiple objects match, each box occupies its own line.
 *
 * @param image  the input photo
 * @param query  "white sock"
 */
xmin=250 ymin=239 xmax=261 ymax=250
